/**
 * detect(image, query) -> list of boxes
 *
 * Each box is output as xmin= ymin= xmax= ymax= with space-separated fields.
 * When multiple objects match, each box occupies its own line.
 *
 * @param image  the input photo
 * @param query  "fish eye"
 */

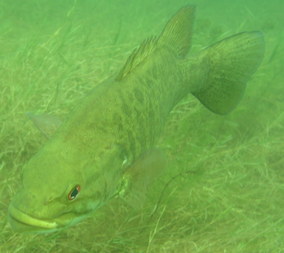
xmin=68 ymin=185 xmax=81 ymax=201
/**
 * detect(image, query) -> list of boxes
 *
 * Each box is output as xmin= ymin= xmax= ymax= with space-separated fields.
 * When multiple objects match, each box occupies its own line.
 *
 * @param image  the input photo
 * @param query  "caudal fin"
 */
xmin=191 ymin=31 xmax=265 ymax=115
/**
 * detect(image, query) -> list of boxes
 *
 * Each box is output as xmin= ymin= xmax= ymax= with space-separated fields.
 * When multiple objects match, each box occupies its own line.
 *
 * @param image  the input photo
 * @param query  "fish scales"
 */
xmin=57 ymin=48 xmax=181 ymax=163
xmin=114 ymin=51 xmax=181 ymax=161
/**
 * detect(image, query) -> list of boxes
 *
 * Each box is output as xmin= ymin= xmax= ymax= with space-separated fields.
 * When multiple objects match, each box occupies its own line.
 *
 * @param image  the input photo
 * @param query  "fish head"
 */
xmin=9 ymin=142 xmax=128 ymax=233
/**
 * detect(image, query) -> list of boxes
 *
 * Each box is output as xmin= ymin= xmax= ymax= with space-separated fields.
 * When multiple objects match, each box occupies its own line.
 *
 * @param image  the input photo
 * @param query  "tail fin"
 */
xmin=157 ymin=5 xmax=196 ymax=57
xmin=191 ymin=31 xmax=265 ymax=115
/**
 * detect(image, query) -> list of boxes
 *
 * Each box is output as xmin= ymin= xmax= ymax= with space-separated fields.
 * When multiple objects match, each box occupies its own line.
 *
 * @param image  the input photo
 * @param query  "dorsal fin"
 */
xmin=116 ymin=5 xmax=196 ymax=81
xmin=157 ymin=5 xmax=195 ymax=57
xmin=116 ymin=36 xmax=158 ymax=81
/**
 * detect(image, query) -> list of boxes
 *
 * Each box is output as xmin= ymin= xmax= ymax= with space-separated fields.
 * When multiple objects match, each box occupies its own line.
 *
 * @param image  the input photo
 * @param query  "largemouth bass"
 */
xmin=9 ymin=5 xmax=265 ymax=233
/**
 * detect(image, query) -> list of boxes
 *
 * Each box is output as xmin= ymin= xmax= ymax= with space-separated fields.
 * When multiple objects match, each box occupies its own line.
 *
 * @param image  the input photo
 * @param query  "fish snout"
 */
xmin=8 ymin=204 xmax=58 ymax=233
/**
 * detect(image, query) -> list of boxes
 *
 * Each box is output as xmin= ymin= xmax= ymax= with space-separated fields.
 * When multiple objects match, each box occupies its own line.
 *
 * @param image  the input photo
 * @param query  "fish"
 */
xmin=8 ymin=5 xmax=265 ymax=233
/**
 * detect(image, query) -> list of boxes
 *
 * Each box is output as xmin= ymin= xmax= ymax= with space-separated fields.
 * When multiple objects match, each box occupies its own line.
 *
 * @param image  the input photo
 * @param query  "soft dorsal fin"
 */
xmin=116 ymin=5 xmax=196 ymax=81
xmin=157 ymin=5 xmax=195 ymax=57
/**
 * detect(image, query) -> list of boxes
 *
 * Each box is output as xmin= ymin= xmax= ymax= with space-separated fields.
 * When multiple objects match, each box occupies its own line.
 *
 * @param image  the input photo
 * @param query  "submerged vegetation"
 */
xmin=0 ymin=0 xmax=283 ymax=252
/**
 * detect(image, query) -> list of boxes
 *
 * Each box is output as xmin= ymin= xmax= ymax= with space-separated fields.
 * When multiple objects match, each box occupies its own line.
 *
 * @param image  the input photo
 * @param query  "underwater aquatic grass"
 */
xmin=1 ymin=0 xmax=284 ymax=252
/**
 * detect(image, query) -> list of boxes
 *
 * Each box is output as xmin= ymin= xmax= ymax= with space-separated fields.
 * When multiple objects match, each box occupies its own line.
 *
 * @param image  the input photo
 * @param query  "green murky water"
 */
xmin=0 ymin=0 xmax=283 ymax=252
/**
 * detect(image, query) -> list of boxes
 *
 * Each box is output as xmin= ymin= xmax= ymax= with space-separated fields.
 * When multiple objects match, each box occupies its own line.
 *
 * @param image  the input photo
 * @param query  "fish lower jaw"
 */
xmin=9 ymin=204 xmax=58 ymax=233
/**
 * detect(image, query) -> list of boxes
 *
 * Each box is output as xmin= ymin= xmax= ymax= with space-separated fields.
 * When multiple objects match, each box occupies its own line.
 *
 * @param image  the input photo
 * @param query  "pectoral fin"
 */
xmin=27 ymin=112 xmax=62 ymax=139
xmin=118 ymin=148 xmax=167 ymax=208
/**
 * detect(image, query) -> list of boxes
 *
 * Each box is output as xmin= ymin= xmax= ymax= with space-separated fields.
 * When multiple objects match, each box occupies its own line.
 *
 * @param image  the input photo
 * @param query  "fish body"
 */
xmin=9 ymin=5 xmax=265 ymax=233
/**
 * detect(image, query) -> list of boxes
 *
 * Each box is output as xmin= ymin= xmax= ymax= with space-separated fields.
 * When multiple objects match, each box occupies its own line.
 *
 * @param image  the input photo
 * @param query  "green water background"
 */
xmin=0 ymin=0 xmax=283 ymax=252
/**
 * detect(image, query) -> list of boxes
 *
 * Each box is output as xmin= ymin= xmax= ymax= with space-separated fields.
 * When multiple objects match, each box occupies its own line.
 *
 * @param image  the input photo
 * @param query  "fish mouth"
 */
xmin=9 ymin=204 xmax=58 ymax=233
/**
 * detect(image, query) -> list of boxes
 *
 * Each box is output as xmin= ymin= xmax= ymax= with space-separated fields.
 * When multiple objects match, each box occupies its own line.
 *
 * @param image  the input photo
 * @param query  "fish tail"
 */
xmin=157 ymin=5 xmax=196 ymax=57
xmin=188 ymin=31 xmax=265 ymax=115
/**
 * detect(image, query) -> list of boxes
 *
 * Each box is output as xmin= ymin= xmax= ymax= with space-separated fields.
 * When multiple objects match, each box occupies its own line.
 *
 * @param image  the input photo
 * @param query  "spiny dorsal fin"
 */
xmin=116 ymin=5 xmax=196 ymax=81
xmin=116 ymin=36 xmax=158 ymax=81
